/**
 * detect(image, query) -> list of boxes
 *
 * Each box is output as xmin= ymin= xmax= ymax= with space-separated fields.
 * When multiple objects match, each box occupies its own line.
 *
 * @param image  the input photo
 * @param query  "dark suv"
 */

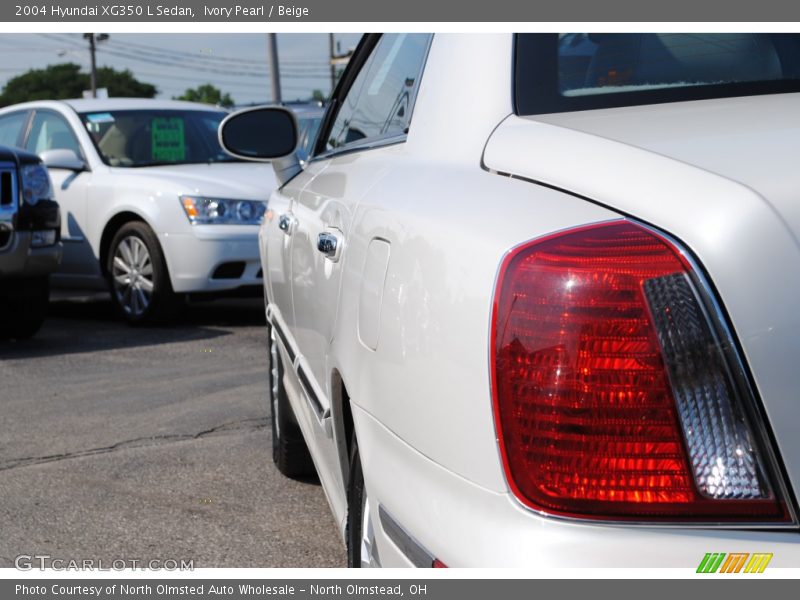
xmin=0 ymin=145 xmax=61 ymax=338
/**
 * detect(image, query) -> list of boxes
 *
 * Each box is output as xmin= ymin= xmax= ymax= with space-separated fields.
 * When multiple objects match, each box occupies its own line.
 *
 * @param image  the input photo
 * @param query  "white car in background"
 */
xmin=0 ymin=98 xmax=275 ymax=323
xmin=221 ymin=33 xmax=800 ymax=568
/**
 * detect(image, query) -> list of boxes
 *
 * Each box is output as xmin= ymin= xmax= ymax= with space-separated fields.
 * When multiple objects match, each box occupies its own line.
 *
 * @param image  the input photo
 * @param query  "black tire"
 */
xmin=268 ymin=323 xmax=314 ymax=478
xmin=346 ymin=435 xmax=370 ymax=568
xmin=1 ymin=277 xmax=49 ymax=339
xmin=106 ymin=221 xmax=180 ymax=324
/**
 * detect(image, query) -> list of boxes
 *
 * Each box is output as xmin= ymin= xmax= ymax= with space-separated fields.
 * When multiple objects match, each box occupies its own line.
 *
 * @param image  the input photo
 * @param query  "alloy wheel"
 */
xmin=111 ymin=235 xmax=154 ymax=317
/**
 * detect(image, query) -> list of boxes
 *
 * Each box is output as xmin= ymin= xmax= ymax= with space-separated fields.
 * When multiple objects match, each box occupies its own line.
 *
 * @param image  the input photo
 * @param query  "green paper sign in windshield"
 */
xmin=151 ymin=117 xmax=186 ymax=162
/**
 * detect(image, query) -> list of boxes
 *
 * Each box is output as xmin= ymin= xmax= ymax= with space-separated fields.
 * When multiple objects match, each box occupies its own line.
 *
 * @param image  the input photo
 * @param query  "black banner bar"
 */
xmin=4 ymin=0 xmax=800 ymax=22
xmin=4 ymin=580 xmax=800 ymax=600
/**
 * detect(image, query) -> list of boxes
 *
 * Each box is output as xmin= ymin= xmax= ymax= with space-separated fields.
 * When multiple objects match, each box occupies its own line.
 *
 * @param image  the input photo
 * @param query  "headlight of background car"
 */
xmin=20 ymin=163 xmax=54 ymax=205
xmin=180 ymin=196 xmax=267 ymax=225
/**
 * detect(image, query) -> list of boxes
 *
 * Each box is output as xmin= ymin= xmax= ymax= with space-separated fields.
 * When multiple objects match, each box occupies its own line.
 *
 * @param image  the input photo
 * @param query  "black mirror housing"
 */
xmin=218 ymin=106 xmax=299 ymax=161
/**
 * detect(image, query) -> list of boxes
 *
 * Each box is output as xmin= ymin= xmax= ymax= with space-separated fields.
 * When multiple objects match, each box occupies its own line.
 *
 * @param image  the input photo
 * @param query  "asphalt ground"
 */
xmin=0 ymin=294 xmax=345 ymax=568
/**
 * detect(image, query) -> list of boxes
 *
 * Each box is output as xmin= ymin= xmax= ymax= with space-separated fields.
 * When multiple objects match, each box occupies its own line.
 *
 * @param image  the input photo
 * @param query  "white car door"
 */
xmin=25 ymin=109 xmax=96 ymax=278
xmin=280 ymin=33 xmax=432 ymax=509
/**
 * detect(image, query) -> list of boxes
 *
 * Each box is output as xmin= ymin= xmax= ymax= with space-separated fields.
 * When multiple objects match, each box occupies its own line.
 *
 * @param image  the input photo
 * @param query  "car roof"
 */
xmin=64 ymin=98 xmax=227 ymax=113
xmin=0 ymin=97 xmax=226 ymax=114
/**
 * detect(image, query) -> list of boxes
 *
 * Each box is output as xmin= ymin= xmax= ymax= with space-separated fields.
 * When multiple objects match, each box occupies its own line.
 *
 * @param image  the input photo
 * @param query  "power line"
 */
xmin=97 ymin=48 xmax=330 ymax=80
xmin=94 ymin=46 xmax=323 ymax=78
xmin=15 ymin=33 xmax=331 ymax=100
xmin=109 ymin=37 xmax=330 ymax=66
xmin=110 ymin=39 xmax=269 ymax=67
xmin=36 ymin=33 xmax=332 ymax=77
xmin=40 ymin=33 xmax=334 ymax=68
xmin=36 ymin=32 xmax=86 ymax=50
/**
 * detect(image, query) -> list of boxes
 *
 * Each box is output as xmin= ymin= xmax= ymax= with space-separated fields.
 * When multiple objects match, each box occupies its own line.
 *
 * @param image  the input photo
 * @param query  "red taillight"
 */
xmin=491 ymin=221 xmax=788 ymax=521
xmin=432 ymin=559 xmax=448 ymax=568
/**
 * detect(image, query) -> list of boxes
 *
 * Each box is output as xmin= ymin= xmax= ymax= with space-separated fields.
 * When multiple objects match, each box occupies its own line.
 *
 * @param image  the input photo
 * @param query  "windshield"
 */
xmin=516 ymin=34 xmax=800 ymax=114
xmin=80 ymin=109 xmax=236 ymax=167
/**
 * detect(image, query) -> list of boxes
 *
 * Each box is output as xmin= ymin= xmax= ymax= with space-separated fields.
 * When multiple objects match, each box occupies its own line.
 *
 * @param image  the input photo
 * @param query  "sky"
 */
xmin=0 ymin=33 xmax=364 ymax=105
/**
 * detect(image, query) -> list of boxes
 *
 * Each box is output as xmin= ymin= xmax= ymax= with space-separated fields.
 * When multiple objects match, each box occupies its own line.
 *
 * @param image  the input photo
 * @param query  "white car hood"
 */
xmin=109 ymin=161 xmax=278 ymax=200
xmin=483 ymin=93 xmax=800 ymax=511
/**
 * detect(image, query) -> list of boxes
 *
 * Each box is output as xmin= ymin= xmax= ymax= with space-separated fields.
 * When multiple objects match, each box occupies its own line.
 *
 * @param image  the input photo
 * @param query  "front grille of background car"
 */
xmin=0 ymin=170 xmax=13 ymax=207
xmin=0 ymin=165 xmax=17 ymax=251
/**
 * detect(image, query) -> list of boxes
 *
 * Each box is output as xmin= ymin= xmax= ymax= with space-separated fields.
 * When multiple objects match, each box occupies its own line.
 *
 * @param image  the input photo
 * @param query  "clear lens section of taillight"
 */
xmin=492 ymin=220 xmax=789 ymax=521
xmin=644 ymin=273 xmax=764 ymax=501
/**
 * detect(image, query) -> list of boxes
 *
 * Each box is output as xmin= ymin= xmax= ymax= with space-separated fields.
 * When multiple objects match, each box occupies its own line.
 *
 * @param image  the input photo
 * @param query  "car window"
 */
xmin=326 ymin=33 xmax=431 ymax=152
xmin=0 ymin=111 xmax=28 ymax=147
xmin=296 ymin=114 xmax=322 ymax=162
xmin=561 ymin=34 xmax=785 ymax=96
xmin=517 ymin=33 xmax=800 ymax=115
xmin=80 ymin=109 xmax=236 ymax=167
xmin=26 ymin=111 xmax=82 ymax=157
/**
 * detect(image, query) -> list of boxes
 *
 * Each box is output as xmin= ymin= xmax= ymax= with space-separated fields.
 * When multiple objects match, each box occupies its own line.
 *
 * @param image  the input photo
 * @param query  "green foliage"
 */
xmin=96 ymin=66 xmax=157 ymax=98
xmin=0 ymin=63 xmax=156 ymax=107
xmin=174 ymin=84 xmax=234 ymax=108
xmin=0 ymin=63 xmax=83 ymax=105
xmin=311 ymin=89 xmax=326 ymax=102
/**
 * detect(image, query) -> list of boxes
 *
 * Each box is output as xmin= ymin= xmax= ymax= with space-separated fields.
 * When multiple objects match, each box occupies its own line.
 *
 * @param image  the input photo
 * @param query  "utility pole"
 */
xmin=83 ymin=33 xmax=109 ymax=98
xmin=329 ymin=40 xmax=353 ymax=97
xmin=328 ymin=33 xmax=336 ymax=95
xmin=267 ymin=33 xmax=282 ymax=104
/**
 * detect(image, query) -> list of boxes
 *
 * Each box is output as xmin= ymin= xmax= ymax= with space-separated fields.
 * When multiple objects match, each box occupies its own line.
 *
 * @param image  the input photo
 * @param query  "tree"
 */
xmin=0 ymin=63 xmax=156 ymax=107
xmin=95 ymin=66 xmax=157 ymax=98
xmin=311 ymin=89 xmax=326 ymax=102
xmin=175 ymin=84 xmax=234 ymax=108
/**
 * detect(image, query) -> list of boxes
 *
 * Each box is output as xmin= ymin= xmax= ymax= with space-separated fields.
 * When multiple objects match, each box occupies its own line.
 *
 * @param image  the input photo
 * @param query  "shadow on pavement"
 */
xmin=0 ymin=293 xmax=265 ymax=360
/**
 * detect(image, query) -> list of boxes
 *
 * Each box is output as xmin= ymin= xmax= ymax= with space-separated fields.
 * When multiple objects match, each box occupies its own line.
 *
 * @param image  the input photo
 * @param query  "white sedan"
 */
xmin=0 ymin=98 xmax=275 ymax=323
xmin=221 ymin=33 xmax=800 ymax=568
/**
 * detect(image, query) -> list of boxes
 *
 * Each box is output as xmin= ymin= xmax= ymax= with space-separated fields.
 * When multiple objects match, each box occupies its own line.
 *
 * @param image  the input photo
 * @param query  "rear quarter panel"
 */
xmin=332 ymin=153 xmax=618 ymax=492
xmin=483 ymin=115 xmax=800 ymax=503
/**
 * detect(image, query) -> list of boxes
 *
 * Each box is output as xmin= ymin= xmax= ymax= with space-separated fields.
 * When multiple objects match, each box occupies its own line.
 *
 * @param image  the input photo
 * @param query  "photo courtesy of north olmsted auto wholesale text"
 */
xmin=1 ymin=0 xmax=800 ymax=598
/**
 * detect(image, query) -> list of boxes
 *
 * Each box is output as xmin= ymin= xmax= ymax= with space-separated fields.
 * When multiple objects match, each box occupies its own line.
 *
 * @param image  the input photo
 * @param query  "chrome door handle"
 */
xmin=317 ymin=231 xmax=342 ymax=261
xmin=278 ymin=213 xmax=295 ymax=234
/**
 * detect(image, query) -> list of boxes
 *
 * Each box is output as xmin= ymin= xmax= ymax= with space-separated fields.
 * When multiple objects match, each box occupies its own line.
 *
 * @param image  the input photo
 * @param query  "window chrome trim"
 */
xmin=310 ymin=134 xmax=407 ymax=163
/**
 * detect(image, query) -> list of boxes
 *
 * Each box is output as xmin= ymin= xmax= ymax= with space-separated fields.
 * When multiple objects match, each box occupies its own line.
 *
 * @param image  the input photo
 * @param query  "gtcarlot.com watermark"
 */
xmin=14 ymin=554 xmax=194 ymax=571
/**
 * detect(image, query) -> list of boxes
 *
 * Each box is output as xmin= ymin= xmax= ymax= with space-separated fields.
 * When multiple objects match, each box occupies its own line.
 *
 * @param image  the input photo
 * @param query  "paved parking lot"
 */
xmin=0 ymin=295 xmax=345 ymax=568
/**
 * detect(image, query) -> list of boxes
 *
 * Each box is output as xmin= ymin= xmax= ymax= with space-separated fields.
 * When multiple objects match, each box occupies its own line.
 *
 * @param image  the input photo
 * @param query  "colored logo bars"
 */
xmin=697 ymin=553 xmax=773 ymax=573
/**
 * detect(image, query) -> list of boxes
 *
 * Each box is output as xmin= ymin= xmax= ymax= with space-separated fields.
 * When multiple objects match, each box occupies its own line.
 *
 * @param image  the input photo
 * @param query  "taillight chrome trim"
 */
xmin=488 ymin=217 xmax=799 ymax=529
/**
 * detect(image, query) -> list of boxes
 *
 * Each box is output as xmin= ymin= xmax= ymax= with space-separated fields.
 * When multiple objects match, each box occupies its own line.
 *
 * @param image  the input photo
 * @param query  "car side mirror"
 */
xmin=40 ymin=149 xmax=86 ymax=172
xmin=219 ymin=106 xmax=301 ymax=186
